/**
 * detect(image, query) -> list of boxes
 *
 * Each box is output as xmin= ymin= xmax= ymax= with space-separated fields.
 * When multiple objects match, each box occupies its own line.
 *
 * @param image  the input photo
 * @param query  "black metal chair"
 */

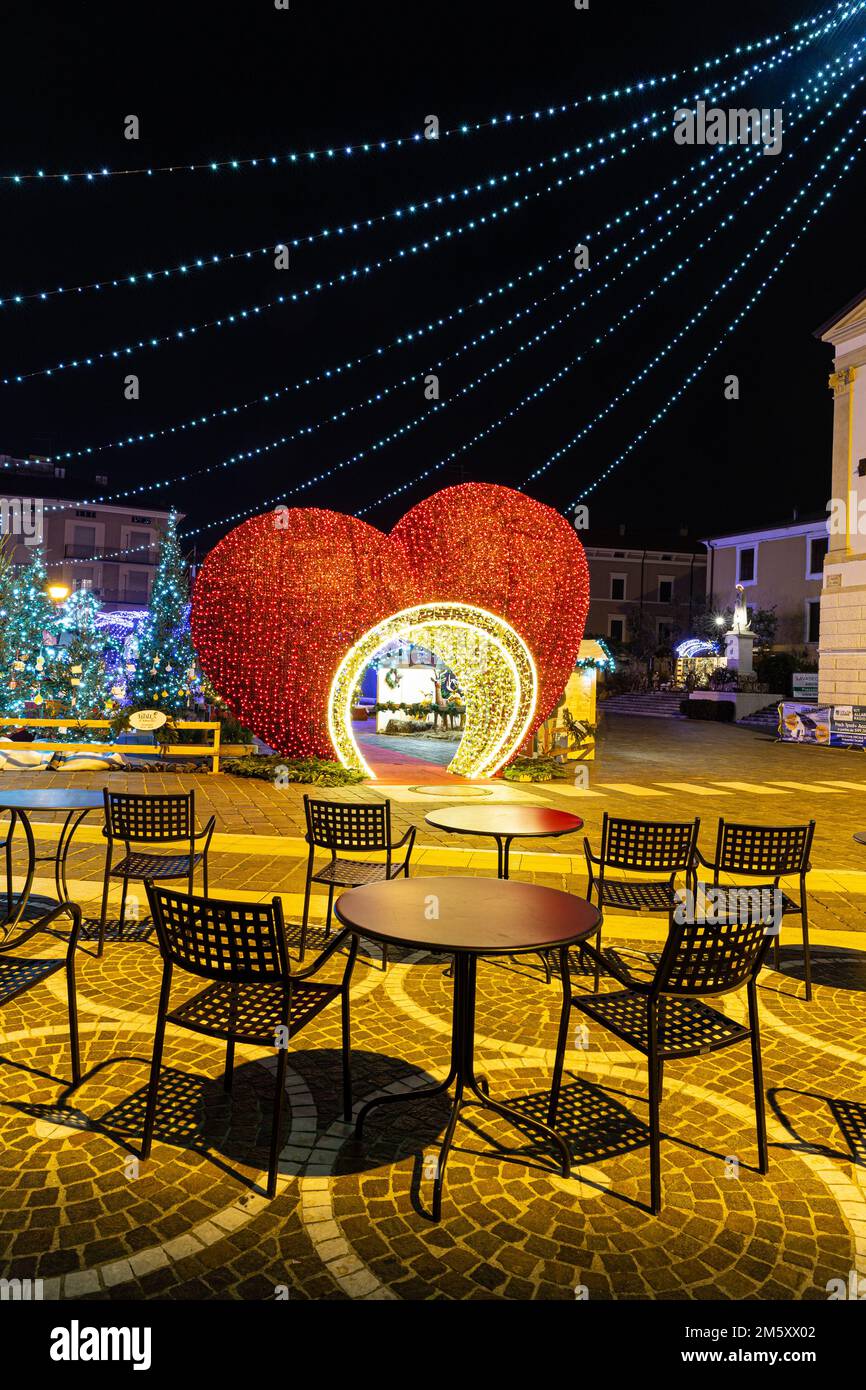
xmin=142 ymin=883 xmax=359 ymax=1199
xmin=98 ymin=790 xmax=216 ymax=956
xmin=0 ymin=902 xmax=82 ymax=1085
xmin=300 ymin=795 xmax=416 ymax=968
xmin=583 ymin=814 xmax=700 ymax=985
xmin=549 ymin=900 xmax=775 ymax=1214
xmin=694 ymin=819 xmax=816 ymax=1000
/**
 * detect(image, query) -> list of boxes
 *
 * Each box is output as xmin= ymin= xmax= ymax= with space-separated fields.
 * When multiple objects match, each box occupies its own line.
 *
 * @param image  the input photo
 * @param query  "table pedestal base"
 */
xmin=1 ymin=808 xmax=93 ymax=937
xmin=355 ymin=948 xmax=572 ymax=1220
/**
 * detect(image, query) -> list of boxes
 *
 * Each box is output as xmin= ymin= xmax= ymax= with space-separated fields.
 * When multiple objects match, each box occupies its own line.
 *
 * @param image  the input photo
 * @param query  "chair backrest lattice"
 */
xmin=104 ymin=789 xmax=194 ymax=844
xmin=145 ymin=883 xmax=290 ymax=983
xmin=714 ymin=820 xmax=815 ymax=877
xmin=304 ymin=795 xmax=390 ymax=852
xmin=655 ymin=912 xmax=774 ymax=998
xmin=600 ymin=814 xmax=699 ymax=874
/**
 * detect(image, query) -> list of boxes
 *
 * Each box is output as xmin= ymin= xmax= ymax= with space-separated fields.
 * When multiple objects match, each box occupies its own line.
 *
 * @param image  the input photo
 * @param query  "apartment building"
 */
xmin=582 ymin=524 xmax=707 ymax=647
xmin=702 ymin=514 xmax=828 ymax=651
xmin=0 ymin=454 xmax=176 ymax=610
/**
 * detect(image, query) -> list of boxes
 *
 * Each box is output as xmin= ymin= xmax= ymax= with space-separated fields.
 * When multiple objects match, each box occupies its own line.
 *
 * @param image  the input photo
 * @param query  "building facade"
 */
xmin=0 ymin=454 xmax=175 ymax=610
xmin=582 ymin=526 xmax=706 ymax=647
xmin=702 ymin=516 xmax=828 ymax=651
xmin=814 ymin=290 xmax=866 ymax=706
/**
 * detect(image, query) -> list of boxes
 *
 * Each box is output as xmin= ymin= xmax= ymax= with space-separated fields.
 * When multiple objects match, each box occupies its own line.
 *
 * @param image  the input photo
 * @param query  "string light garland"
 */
xmin=351 ymin=72 xmax=865 ymax=518
xmin=527 ymin=100 xmax=866 ymax=502
xmin=568 ymin=121 xmax=866 ymax=509
xmin=1 ymin=28 xmax=821 ymax=316
xmin=191 ymin=484 xmax=588 ymax=765
xmin=46 ymin=133 xmax=770 ymax=475
xmin=575 ymin=639 xmax=616 ymax=672
xmin=2 ymin=2 xmax=858 ymax=185
xmin=59 ymin=54 xmax=864 ymax=567
xmin=0 ymin=37 xmax=827 ymax=390
xmin=328 ymin=603 xmax=537 ymax=779
xmin=48 ymin=3 xmax=866 ymax=486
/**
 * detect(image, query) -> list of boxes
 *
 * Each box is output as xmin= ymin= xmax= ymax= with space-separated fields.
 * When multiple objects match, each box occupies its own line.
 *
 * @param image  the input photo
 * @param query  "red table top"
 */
xmin=334 ymin=876 xmax=600 ymax=955
xmin=425 ymin=804 xmax=583 ymax=839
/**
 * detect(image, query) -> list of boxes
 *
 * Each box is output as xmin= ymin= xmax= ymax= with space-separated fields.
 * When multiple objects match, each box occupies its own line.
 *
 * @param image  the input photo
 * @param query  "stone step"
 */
xmin=600 ymin=692 xmax=686 ymax=719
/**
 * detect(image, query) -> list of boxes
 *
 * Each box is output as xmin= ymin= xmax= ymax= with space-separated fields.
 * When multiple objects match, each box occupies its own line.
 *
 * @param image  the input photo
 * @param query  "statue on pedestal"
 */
xmin=725 ymin=585 xmax=755 ymax=676
xmin=731 ymin=584 xmax=752 ymax=635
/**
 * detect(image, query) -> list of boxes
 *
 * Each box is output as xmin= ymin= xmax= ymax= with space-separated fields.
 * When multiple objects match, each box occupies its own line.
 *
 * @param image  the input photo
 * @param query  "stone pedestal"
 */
xmin=724 ymin=630 xmax=754 ymax=676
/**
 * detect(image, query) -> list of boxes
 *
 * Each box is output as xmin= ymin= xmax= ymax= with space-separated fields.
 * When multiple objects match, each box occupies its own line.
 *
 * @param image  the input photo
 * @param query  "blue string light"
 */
xmin=0 ymin=35 xmax=836 ymax=387
xmin=51 ymin=94 xmax=840 ymax=539
xmin=358 ymin=97 xmax=865 ymax=518
xmin=567 ymin=130 xmax=865 ymax=509
xmin=56 ymin=57 xmax=864 ymax=561
xmin=1 ymin=1 xmax=859 ymax=185
xmin=48 ymin=129 xmax=784 ymax=503
xmin=1 ymin=27 xmax=839 ymax=318
xmin=47 ymin=28 xmax=865 ymax=502
xmin=45 ymin=136 xmax=772 ymax=471
xmin=178 ymin=78 xmax=865 ymax=544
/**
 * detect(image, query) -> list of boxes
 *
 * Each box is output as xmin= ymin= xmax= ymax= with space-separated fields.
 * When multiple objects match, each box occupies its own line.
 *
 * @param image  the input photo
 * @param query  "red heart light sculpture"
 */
xmin=191 ymin=483 xmax=589 ymax=763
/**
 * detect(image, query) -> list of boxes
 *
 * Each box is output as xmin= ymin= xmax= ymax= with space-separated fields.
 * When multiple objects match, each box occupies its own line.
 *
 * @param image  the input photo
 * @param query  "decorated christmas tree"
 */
xmin=0 ymin=547 xmax=67 ymax=714
xmin=126 ymin=512 xmax=197 ymax=713
xmin=57 ymin=586 xmax=107 ymax=716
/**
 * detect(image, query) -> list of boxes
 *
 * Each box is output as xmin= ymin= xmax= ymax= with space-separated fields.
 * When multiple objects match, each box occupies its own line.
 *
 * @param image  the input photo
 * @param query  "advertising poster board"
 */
xmin=779 ymin=701 xmax=866 ymax=748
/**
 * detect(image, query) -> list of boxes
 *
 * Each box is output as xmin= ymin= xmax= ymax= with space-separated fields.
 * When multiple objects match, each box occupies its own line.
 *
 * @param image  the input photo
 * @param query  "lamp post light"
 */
xmin=46 ymin=582 xmax=71 ymax=603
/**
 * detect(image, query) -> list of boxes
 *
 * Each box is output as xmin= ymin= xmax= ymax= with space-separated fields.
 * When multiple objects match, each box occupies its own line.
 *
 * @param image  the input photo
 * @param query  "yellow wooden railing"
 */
xmin=0 ymin=718 xmax=222 ymax=773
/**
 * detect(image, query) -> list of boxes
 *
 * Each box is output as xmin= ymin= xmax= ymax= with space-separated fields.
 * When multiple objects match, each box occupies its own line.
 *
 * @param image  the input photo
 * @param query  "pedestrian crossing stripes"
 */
xmin=594 ymin=782 xmax=669 ymax=797
xmin=766 ymin=781 xmax=845 ymax=794
xmin=655 ymin=782 xmax=731 ymax=796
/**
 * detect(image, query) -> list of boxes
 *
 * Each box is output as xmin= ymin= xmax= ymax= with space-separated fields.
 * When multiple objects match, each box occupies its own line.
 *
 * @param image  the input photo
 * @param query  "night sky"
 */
xmin=2 ymin=0 xmax=865 ymax=560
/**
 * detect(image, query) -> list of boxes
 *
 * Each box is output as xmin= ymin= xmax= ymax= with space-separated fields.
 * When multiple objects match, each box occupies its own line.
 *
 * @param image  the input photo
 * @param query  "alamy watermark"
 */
xmin=1 ymin=1276 xmax=43 ymax=1300
xmin=674 ymin=100 xmax=783 ymax=156
xmin=673 ymin=886 xmax=782 ymax=933
xmin=0 ymin=496 xmax=43 ymax=546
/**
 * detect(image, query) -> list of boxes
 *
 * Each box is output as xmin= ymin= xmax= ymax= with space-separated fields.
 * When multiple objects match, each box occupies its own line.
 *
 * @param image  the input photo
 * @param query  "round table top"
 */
xmin=0 ymin=789 xmax=106 ymax=812
xmin=425 ymin=804 xmax=583 ymax=840
xmin=334 ymin=875 xmax=601 ymax=955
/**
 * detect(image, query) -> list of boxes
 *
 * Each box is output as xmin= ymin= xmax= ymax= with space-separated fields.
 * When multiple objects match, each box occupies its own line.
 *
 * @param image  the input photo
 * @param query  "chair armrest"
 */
xmin=692 ymin=847 xmax=715 ymax=871
xmin=580 ymin=938 xmax=653 ymax=993
xmin=292 ymin=927 xmax=353 ymax=980
xmin=583 ymin=837 xmax=600 ymax=869
xmin=390 ymin=825 xmax=415 ymax=852
xmin=1 ymin=901 xmax=83 ymax=958
xmin=33 ymin=901 xmax=82 ymax=934
xmin=194 ymin=816 xmax=217 ymax=846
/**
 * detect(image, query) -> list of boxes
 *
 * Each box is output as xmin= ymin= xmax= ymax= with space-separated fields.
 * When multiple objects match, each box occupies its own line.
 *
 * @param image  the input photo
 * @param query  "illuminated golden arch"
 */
xmin=328 ymin=602 xmax=538 ymax=779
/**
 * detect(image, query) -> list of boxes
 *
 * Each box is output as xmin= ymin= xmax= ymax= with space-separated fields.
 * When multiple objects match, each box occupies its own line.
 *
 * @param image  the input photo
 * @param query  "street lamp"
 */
xmin=46 ymin=582 xmax=70 ymax=602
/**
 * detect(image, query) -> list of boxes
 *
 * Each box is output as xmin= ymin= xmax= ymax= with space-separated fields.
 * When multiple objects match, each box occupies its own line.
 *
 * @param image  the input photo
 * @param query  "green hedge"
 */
xmin=222 ymin=755 xmax=366 ymax=785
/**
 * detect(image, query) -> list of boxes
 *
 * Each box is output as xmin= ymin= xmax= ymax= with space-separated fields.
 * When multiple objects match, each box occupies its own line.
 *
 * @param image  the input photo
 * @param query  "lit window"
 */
xmin=738 ymin=547 xmax=756 ymax=583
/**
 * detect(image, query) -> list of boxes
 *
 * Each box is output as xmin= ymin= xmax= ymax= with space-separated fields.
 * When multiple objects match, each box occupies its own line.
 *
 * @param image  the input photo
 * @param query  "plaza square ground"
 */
xmin=1 ymin=715 xmax=865 ymax=1301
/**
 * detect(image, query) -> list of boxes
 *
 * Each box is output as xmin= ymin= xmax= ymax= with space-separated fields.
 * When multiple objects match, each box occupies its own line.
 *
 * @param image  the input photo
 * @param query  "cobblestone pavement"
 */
xmin=1 ymin=715 xmax=865 ymax=1300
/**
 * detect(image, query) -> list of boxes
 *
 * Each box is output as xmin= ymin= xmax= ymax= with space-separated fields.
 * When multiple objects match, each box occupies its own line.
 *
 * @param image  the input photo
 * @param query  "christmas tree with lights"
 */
xmin=57 ymin=585 xmax=107 ymax=716
xmin=126 ymin=512 xmax=197 ymax=713
xmin=0 ymin=547 xmax=67 ymax=714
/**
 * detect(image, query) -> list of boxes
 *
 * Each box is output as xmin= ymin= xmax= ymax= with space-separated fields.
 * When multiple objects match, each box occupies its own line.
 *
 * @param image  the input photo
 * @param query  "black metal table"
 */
xmin=334 ymin=875 xmax=601 ymax=1219
xmin=0 ymin=790 xmax=105 ymax=933
xmin=424 ymin=804 xmax=584 ymax=879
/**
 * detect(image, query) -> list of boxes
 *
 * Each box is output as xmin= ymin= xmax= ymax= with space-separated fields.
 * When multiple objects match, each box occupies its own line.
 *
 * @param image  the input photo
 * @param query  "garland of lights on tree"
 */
xmin=0 ymin=517 xmax=198 ymax=724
